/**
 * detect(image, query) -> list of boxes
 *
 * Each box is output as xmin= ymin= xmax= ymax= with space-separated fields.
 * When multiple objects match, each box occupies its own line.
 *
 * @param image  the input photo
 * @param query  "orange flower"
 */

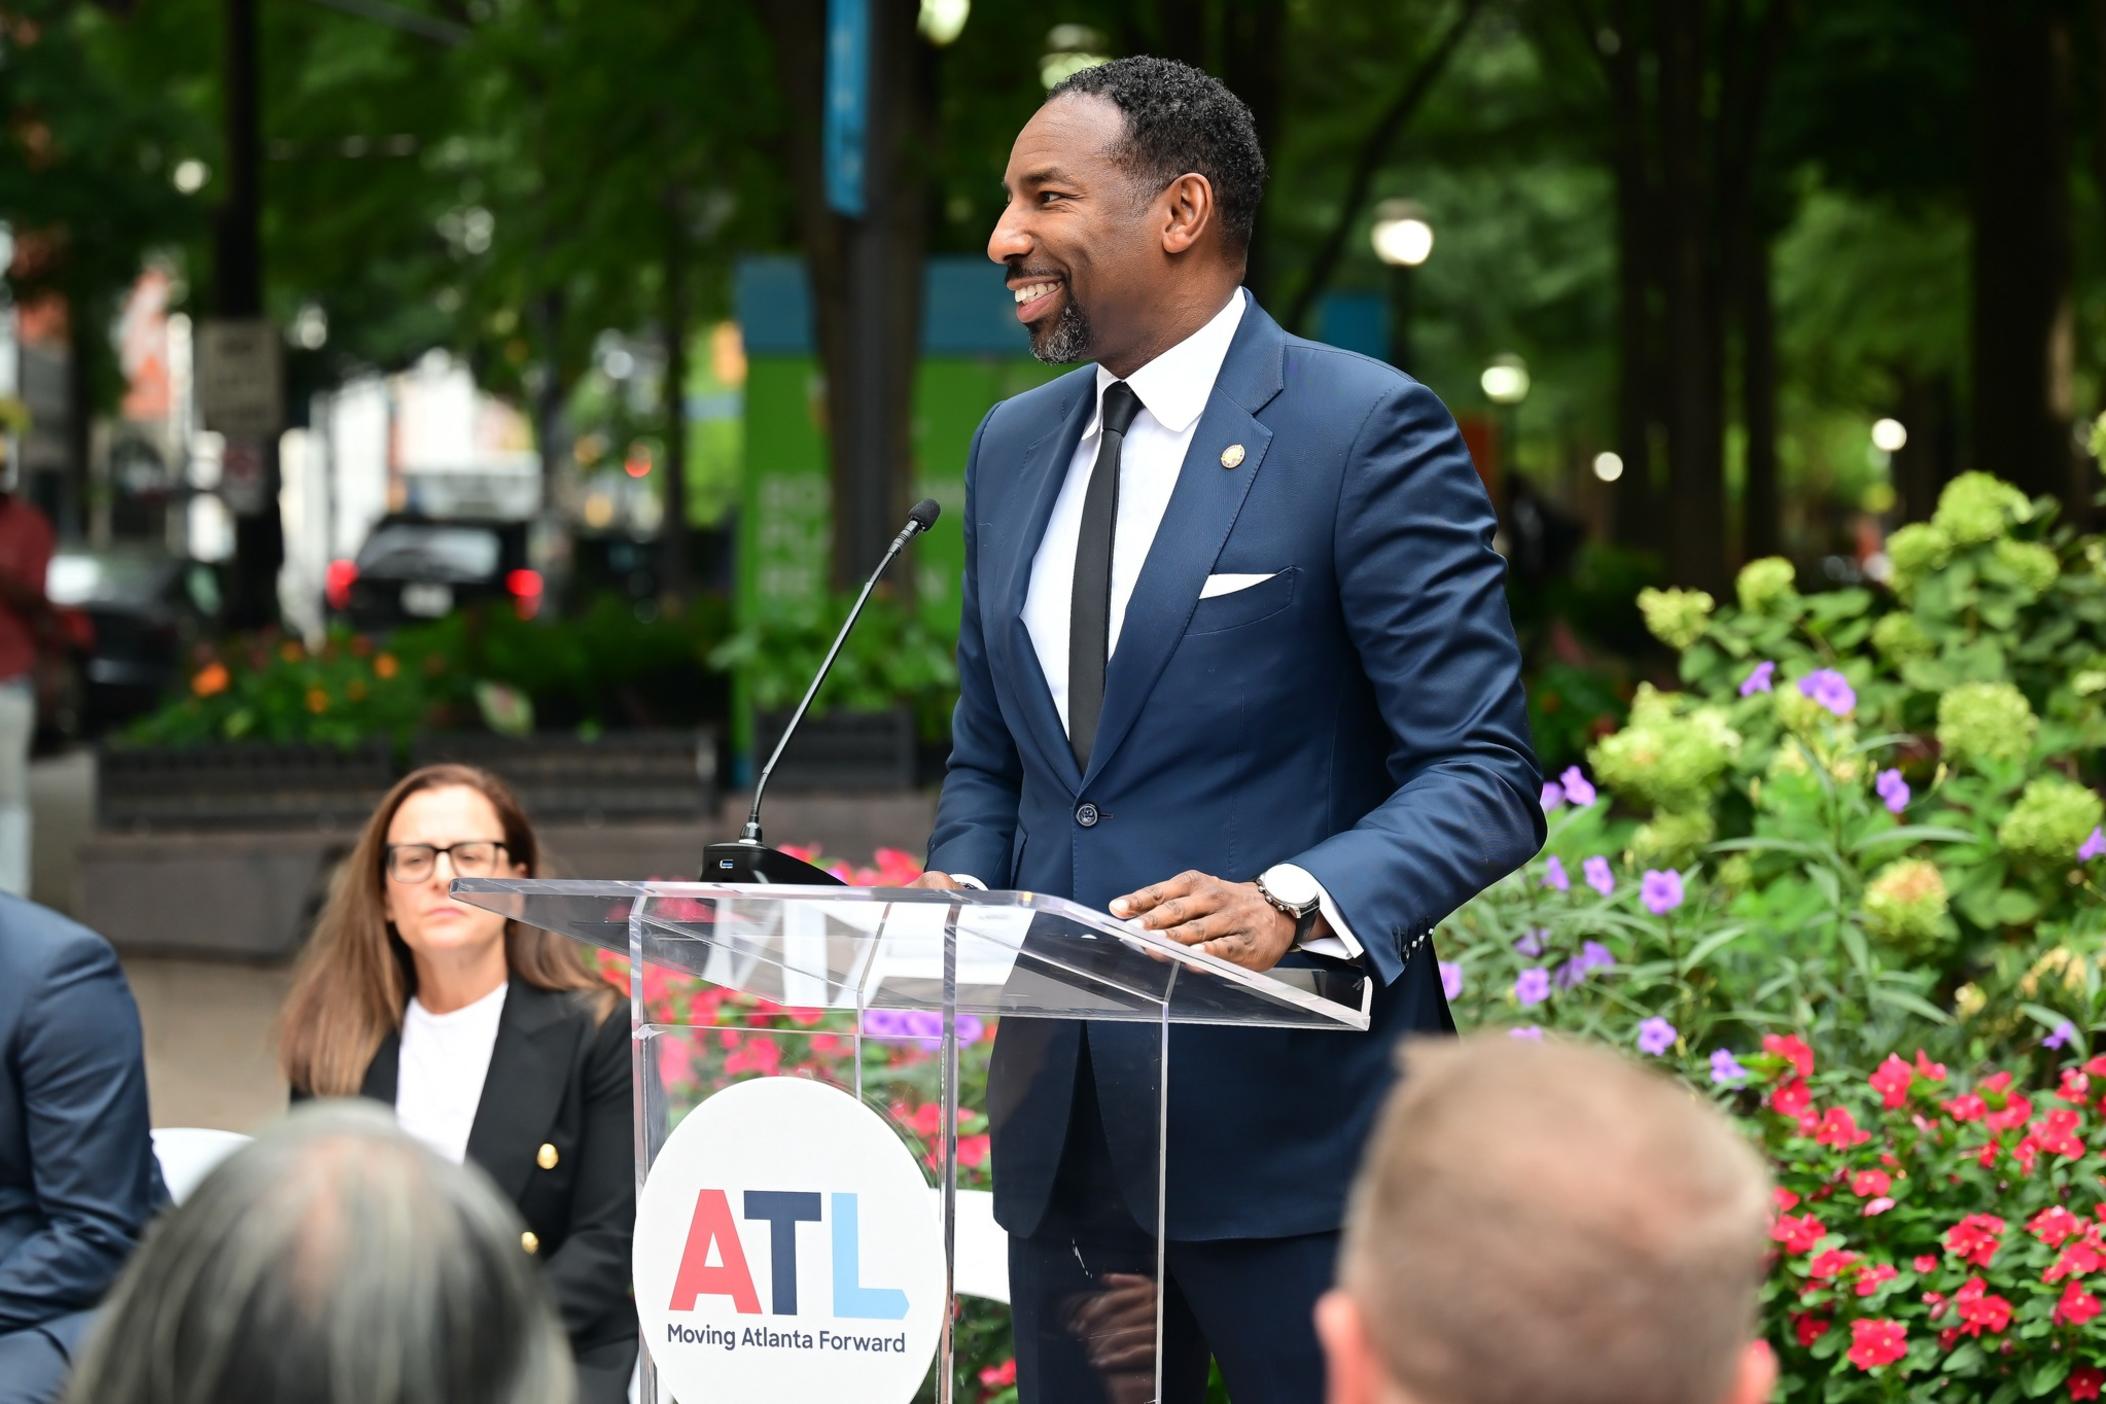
xmin=278 ymin=641 xmax=305 ymax=663
xmin=374 ymin=653 xmax=399 ymax=679
xmin=306 ymin=687 xmax=329 ymax=714
xmin=191 ymin=662 xmax=230 ymax=698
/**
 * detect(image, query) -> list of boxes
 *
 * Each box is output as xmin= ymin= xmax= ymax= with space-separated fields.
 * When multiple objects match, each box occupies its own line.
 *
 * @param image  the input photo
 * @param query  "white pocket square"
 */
xmin=1199 ymin=571 xmax=1279 ymax=599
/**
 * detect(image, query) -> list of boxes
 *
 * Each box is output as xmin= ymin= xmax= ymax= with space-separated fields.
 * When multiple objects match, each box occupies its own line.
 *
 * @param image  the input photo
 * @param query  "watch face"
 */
xmin=1262 ymin=865 xmax=1320 ymax=910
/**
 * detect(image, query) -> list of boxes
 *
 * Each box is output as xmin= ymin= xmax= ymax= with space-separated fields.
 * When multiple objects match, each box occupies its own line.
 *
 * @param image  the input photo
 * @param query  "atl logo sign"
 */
xmin=669 ymin=1189 xmax=906 ymax=1320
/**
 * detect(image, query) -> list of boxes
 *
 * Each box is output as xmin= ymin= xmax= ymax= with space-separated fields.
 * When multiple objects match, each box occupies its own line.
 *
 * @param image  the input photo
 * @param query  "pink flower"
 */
xmin=1944 ymin=1214 xmax=2005 ymax=1268
xmin=1809 ymin=1248 xmax=1860 ymax=1280
xmin=1944 ymin=1093 xmax=1988 ymax=1123
xmin=1856 ymin=1262 xmax=1898 ymax=1297
xmin=1912 ymin=1255 xmax=1939 ymax=1273
xmin=1954 ymin=1276 xmax=2012 ymax=1337
xmin=1771 ymin=1213 xmax=1826 ymax=1255
xmin=1913 ymin=1050 xmax=1948 ymax=1082
xmin=2071 ymin=1365 xmax=2105 ymax=1400
xmin=2054 ymin=1279 xmax=2102 ymax=1327
xmin=1791 ymin=1313 xmax=1830 ymax=1348
xmin=1813 ymin=1107 xmax=1871 ymax=1148
xmin=2059 ymin=1067 xmax=2093 ymax=1102
xmin=1772 ymin=1078 xmax=1813 ymax=1118
xmin=2032 ymin=1109 xmax=2086 ymax=1158
xmin=1869 ymin=1054 xmax=1914 ymax=1109
xmin=1851 ymin=1169 xmax=1893 ymax=1197
xmin=2046 ymin=1236 xmax=2106 ymax=1284
xmin=1764 ymin=1034 xmax=1815 ymax=1080
xmin=2032 ymin=1207 xmax=2086 ymax=1246
xmin=1863 ymin=1196 xmax=1896 ymax=1217
xmin=1773 ymin=1187 xmax=1802 ymax=1212
xmin=1846 ymin=1318 xmax=1906 ymax=1370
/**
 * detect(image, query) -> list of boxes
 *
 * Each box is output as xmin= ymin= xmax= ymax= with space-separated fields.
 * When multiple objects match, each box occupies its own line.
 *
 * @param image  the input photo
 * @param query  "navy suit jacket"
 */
xmin=0 ymin=896 xmax=167 ymax=1356
xmin=927 ymin=297 xmax=1543 ymax=1242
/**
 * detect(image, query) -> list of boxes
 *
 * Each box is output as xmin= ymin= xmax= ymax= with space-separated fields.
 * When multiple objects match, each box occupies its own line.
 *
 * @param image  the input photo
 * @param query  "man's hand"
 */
xmin=910 ymin=871 xmax=965 ymax=890
xmin=1109 ymin=871 xmax=1304 ymax=972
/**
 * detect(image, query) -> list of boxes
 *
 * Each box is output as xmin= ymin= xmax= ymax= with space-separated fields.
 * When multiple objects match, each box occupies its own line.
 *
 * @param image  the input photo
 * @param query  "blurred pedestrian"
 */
xmin=0 ymin=464 xmax=55 ymax=896
xmin=277 ymin=764 xmax=635 ymax=1401
xmin=0 ymin=894 xmax=168 ymax=1404
xmin=62 ymin=1103 xmax=576 ymax=1404
xmin=1316 ymin=1033 xmax=1776 ymax=1404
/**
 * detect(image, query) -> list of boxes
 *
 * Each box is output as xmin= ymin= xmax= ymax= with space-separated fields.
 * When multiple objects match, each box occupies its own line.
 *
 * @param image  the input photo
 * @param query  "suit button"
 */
xmin=536 ymin=1142 xmax=559 ymax=1170
xmin=1075 ymin=803 xmax=1100 ymax=828
xmin=521 ymin=1231 xmax=540 ymax=1255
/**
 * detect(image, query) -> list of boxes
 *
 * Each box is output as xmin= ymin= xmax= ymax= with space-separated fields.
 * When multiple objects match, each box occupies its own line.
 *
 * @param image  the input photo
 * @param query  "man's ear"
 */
xmin=1725 ymin=1339 xmax=1778 ymax=1404
xmin=1159 ymin=172 xmax=1214 ymax=256
xmin=1315 ymin=1287 xmax=1386 ymax=1404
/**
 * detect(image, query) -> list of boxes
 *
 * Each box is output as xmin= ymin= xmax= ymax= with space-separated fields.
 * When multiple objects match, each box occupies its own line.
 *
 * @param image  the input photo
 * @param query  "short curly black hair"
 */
xmin=1046 ymin=56 xmax=1268 ymax=253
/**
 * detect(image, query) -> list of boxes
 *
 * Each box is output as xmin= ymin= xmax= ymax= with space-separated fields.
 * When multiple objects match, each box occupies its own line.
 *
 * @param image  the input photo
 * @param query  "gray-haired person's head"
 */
xmin=64 ymin=1103 xmax=578 ymax=1404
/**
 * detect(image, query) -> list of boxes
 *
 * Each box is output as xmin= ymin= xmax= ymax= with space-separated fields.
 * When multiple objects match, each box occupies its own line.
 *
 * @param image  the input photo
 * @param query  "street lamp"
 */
xmin=1370 ymin=200 xmax=1431 ymax=372
xmin=1481 ymin=353 xmax=1530 ymax=477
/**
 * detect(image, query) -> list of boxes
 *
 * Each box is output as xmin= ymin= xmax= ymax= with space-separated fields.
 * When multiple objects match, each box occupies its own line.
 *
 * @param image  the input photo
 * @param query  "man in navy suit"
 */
xmin=917 ymin=56 xmax=1543 ymax=1402
xmin=0 ymin=896 xmax=168 ymax=1403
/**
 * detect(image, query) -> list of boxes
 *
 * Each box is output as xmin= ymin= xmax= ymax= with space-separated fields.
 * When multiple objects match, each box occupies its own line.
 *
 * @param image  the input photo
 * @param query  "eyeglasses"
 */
xmin=385 ymin=841 xmax=510 ymax=883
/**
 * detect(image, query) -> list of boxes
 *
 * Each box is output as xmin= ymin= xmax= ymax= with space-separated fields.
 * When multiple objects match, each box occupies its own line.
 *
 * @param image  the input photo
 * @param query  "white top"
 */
xmin=981 ymin=288 xmax=1362 ymax=960
xmin=394 ymin=981 xmax=508 ymax=1165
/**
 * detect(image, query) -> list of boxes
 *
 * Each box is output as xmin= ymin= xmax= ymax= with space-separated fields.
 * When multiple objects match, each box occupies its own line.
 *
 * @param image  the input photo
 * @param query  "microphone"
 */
xmin=701 ymin=498 xmax=943 ymax=885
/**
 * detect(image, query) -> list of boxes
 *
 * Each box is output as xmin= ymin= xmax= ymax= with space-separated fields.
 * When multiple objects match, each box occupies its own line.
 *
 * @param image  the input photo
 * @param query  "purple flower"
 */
xmin=1637 ymin=1017 xmax=1678 ymax=1057
xmin=861 ymin=1008 xmax=910 ymax=1041
xmin=1797 ymin=668 xmax=1857 ymax=718
xmin=1513 ymin=928 xmax=1547 ymax=958
xmin=1583 ymin=855 xmax=1615 ymax=896
xmin=1555 ymin=959 xmax=1588 ymax=991
xmin=1739 ymin=660 xmax=1776 ymax=697
xmin=2080 ymin=827 xmax=2106 ymax=863
xmin=2044 ymin=1021 xmax=2077 ymax=1051
xmin=1514 ymin=967 xmax=1551 ymax=1007
xmin=1543 ymin=857 xmax=1570 ymax=893
xmin=1559 ymin=767 xmax=1598 ymax=807
xmin=1439 ymin=960 xmax=1464 ymax=1001
xmin=1710 ymin=1048 xmax=1749 ymax=1085
xmin=1875 ymin=768 xmax=1911 ymax=815
xmin=1578 ymin=940 xmax=1615 ymax=973
xmin=1540 ymin=781 xmax=1565 ymax=811
xmin=1640 ymin=869 xmax=1685 ymax=916
xmin=954 ymin=1014 xmax=986 ymax=1044
xmin=902 ymin=1009 xmax=946 ymax=1041
xmin=1508 ymin=1025 xmax=1544 ymax=1041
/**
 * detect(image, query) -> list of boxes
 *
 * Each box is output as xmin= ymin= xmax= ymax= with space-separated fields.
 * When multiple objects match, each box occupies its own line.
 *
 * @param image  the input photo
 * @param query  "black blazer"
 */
xmin=300 ymin=979 xmax=636 ymax=1372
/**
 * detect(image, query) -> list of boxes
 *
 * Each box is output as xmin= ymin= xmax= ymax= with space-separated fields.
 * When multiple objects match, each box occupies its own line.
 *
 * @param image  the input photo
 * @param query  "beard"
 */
xmin=1029 ymin=297 xmax=1094 ymax=365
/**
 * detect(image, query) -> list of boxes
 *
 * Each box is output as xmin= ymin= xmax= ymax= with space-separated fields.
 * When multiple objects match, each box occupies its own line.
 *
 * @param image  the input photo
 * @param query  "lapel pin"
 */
xmin=1219 ymin=443 xmax=1246 ymax=469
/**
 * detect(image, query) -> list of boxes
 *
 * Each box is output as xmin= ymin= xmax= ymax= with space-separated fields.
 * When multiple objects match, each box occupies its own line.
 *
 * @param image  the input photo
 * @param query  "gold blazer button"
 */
xmin=536 ymin=1142 xmax=559 ymax=1170
xmin=521 ymin=1230 xmax=540 ymax=1255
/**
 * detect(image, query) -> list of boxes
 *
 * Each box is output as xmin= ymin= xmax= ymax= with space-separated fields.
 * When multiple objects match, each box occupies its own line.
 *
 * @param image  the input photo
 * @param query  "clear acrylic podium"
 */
xmin=453 ymin=878 xmax=1370 ymax=1404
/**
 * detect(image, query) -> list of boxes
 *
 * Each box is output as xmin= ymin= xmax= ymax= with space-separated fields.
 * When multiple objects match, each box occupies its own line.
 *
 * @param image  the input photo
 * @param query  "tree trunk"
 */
xmin=217 ymin=0 xmax=282 ymax=630
xmin=1654 ymin=0 xmax=1728 ymax=593
xmin=763 ymin=1 xmax=930 ymax=591
xmin=1738 ymin=225 xmax=1779 ymax=561
xmin=1966 ymin=1 xmax=2077 ymax=508
xmin=1601 ymin=0 xmax=1662 ymax=557
xmin=1221 ymin=0 xmax=1285 ymax=303
xmin=530 ymin=287 xmax=567 ymax=511
xmin=660 ymin=187 xmax=692 ymax=600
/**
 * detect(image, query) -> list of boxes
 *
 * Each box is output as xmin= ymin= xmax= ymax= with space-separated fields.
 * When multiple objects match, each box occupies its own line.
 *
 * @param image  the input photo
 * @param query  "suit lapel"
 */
xmin=992 ymin=376 xmax=1095 ymax=792
xmin=463 ymin=980 xmax=580 ymax=1205
xmin=1080 ymin=300 xmax=1288 ymax=790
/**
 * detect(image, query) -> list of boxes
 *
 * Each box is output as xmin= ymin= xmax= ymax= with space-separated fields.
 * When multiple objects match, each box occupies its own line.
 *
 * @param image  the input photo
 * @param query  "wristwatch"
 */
xmin=1253 ymin=865 xmax=1322 ymax=946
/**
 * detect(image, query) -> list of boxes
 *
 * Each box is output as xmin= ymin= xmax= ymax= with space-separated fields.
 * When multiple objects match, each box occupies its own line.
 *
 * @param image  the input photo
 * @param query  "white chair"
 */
xmin=151 ymin=1126 xmax=251 ymax=1204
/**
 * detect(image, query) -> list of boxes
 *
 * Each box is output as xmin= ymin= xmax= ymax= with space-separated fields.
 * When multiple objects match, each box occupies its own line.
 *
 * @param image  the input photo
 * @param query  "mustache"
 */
xmin=1005 ymin=263 xmax=1065 ymax=282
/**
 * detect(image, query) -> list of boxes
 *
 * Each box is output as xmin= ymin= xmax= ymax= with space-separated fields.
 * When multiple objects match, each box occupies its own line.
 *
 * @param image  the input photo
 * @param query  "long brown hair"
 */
xmin=277 ymin=763 xmax=613 ymax=1096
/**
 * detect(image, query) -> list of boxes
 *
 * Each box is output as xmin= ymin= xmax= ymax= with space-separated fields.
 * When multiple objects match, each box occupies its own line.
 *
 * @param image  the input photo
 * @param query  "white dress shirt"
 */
xmin=394 ymin=981 xmax=507 ymax=1165
xmin=965 ymin=289 xmax=1363 ymax=960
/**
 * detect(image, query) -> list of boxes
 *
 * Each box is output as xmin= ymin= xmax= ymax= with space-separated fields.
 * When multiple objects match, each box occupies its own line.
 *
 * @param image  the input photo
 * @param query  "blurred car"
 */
xmin=43 ymin=547 xmax=226 ymax=739
xmin=326 ymin=514 xmax=554 ymax=631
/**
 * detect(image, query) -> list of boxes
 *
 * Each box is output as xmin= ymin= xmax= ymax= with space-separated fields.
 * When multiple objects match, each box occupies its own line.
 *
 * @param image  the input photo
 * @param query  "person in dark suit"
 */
xmin=916 ymin=58 xmax=1544 ymax=1402
xmin=0 ymin=895 xmax=168 ymax=1404
xmin=279 ymin=764 xmax=634 ymax=1403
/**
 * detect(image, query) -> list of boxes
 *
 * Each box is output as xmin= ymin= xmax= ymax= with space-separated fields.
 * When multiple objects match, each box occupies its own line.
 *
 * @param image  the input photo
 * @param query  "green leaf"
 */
xmin=1866 ymin=986 xmax=1953 ymax=1023
xmin=1679 ymin=924 xmax=1750 ymax=974
xmin=1848 ymin=825 xmax=1980 ymax=854
xmin=2023 ymin=1357 xmax=2069 ymax=1397
xmin=1993 ymin=888 xmax=2043 ymax=925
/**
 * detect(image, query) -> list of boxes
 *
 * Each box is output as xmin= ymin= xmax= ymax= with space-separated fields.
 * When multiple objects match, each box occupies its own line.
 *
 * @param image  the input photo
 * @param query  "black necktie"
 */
xmin=1068 ymin=381 xmax=1141 ymax=771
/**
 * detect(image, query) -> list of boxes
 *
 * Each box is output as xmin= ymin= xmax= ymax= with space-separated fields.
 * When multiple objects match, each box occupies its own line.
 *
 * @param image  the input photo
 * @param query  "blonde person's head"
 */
xmin=1317 ymin=1033 xmax=1775 ymax=1404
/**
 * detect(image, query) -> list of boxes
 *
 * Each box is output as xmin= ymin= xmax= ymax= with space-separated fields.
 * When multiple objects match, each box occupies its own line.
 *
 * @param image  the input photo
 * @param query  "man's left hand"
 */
xmin=1109 ymin=871 xmax=1302 ymax=972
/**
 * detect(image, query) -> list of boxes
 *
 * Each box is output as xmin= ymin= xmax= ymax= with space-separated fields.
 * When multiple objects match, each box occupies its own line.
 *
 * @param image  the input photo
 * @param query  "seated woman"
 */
xmin=278 ymin=763 xmax=635 ymax=1403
